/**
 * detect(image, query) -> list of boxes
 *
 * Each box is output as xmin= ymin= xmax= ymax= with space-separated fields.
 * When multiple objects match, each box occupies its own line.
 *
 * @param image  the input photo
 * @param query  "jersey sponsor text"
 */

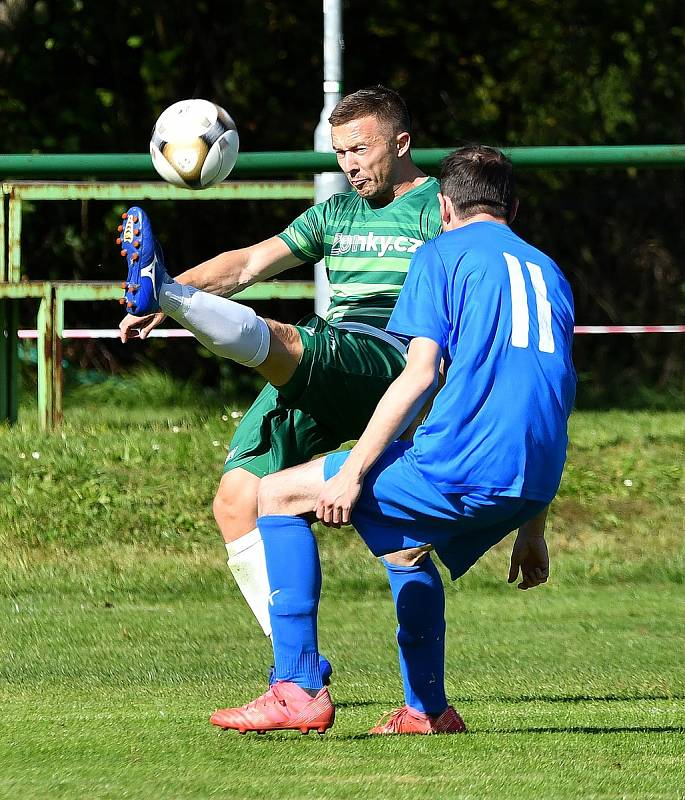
xmin=331 ymin=232 xmax=423 ymax=257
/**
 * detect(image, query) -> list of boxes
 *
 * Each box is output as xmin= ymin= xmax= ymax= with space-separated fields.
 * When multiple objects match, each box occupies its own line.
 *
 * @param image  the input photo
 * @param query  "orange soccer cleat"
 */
xmin=369 ymin=704 xmax=467 ymax=735
xmin=210 ymin=681 xmax=335 ymax=735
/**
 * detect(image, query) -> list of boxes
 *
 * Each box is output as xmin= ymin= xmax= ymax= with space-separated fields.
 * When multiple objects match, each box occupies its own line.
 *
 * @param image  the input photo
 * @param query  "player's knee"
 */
xmin=212 ymin=488 xmax=230 ymax=526
xmin=383 ymin=546 xmax=433 ymax=568
xmin=213 ymin=471 xmax=259 ymax=540
xmin=397 ymin=621 xmax=445 ymax=648
xmin=260 ymin=320 xmax=303 ymax=386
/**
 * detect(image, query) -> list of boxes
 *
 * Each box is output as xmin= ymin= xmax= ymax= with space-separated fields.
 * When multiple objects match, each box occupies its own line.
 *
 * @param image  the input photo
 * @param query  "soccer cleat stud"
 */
xmin=116 ymin=206 xmax=168 ymax=316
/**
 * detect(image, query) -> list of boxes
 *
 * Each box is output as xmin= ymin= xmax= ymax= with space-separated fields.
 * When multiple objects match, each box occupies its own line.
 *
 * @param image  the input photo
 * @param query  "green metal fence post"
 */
xmin=0 ymin=298 xmax=19 ymax=424
xmin=0 ymin=185 xmax=18 ymax=424
xmin=0 ymin=300 xmax=8 ymax=421
xmin=53 ymin=287 xmax=65 ymax=427
xmin=0 ymin=185 xmax=6 ymax=282
xmin=0 ymin=300 xmax=6 ymax=420
xmin=8 ymin=298 xmax=19 ymax=422
xmin=7 ymin=185 xmax=22 ymax=283
xmin=3 ymin=185 xmax=23 ymax=423
xmin=36 ymin=283 xmax=54 ymax=431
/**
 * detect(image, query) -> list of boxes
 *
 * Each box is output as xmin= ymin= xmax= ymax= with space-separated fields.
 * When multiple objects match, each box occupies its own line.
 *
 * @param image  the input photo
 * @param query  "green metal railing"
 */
xmin=0 ymin=279 xmax=315 ymax=430
xmin=1 ymin=145 xmax=685 ymax=177
xmin=2 ymin=180 xmax=314 ymax=284
xmin=1 ymin=145 xmax=684 ymax=429
xmin=0 ymin=177 xmax=316 ymax=429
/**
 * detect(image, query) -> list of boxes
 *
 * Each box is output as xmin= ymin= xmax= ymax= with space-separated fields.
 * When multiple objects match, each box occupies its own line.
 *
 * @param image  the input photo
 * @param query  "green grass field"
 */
xmin=1 ymin=376 xmax=684 ymax=799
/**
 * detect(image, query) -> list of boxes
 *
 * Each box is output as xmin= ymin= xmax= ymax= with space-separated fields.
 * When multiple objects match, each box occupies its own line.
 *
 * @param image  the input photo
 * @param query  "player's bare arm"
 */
xmin=174 ymin=236 xmax=301 ymax=296
xmin=507 ymin=506 xmax=550 ymax=590
xmin=400 ymin=359 xmax=446 ymax=440
xmin=119 ymin=236 xmax=301 ymax=341
xmin=315 ymin=337 xmax=441 ymax=526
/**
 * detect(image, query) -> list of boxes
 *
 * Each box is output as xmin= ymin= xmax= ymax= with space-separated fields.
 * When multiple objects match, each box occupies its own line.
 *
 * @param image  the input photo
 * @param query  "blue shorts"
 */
xmin=324 ymin=441 xmax=548 ymax=580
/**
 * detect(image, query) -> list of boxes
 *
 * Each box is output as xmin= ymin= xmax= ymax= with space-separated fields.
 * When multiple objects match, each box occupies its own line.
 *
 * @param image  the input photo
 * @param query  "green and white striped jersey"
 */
xmin=278 ymin=177 xmax=441 ymax=330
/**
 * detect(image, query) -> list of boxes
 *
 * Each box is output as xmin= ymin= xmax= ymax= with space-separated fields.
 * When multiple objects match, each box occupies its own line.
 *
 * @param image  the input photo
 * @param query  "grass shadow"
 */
xmin=464 ymin=693 xmax=685 ymax=703
xmin=496 ymin=725 xmax=685 ymax=735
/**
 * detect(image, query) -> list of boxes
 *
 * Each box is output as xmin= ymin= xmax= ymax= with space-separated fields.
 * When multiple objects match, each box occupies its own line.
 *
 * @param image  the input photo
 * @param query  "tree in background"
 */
xmin=1 ymin=0 xmax=683 ymax=405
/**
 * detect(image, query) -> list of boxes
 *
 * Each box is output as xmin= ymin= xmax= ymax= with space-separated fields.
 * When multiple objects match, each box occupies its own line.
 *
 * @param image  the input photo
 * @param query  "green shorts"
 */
xmin=223 ymin=315 xmax=407 ymax=478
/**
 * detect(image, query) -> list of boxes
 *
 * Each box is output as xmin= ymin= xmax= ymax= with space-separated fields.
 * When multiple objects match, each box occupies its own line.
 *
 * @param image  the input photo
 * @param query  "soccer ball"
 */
xmin=150 ymin=99 xmax=239 ymax=189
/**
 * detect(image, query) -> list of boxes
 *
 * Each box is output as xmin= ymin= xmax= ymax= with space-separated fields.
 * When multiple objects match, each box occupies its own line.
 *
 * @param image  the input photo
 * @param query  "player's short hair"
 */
xmin=329 ymin=85 xmax=412 ymax=136
xmin=440 ymin=145 xmax=516 ymax=221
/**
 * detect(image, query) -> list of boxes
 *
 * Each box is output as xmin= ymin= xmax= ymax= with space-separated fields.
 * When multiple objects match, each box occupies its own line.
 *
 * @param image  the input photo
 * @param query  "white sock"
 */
xmin=159 ymin=281 xmax=270 ymax=367
xmin=225 ymin=529 xmax=272 ymax=637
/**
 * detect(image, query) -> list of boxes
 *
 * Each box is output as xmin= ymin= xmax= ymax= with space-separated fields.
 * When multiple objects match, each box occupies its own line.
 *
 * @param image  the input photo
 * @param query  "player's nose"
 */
xmin=342 ymin=152 xmax=359 ymax=173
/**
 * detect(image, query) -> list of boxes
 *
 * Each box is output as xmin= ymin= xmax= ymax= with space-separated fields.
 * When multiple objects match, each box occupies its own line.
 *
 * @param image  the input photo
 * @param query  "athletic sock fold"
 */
xmin=159 ymin=280 xmax=195 ymax=315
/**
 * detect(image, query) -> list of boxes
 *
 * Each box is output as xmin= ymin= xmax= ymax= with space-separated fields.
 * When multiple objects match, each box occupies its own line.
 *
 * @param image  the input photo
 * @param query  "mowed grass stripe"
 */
xmin=1 ymin=588 xmax=684 ymax=799
xmin=1 ymin=403 xmax=683 ymax=588
xmin=2 ymin=696 xmax=684 ymax=732
xmin=0 ymin=385 xmax=683 ymax=798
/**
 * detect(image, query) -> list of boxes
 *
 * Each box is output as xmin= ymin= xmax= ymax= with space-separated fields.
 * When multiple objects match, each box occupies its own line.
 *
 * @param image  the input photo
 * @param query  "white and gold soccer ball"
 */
xmin=150 ymin=99 xmax=239 ymax=189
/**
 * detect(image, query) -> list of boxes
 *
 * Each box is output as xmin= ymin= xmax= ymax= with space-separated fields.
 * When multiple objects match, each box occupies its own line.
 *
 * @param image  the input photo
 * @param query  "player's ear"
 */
xmin=395 ymin=131 xmax=411 ymax=158
xmin=508 ymin=197 xmax=519 ymax=224
xmin=438 ymin=192 xmax=453 ymax=228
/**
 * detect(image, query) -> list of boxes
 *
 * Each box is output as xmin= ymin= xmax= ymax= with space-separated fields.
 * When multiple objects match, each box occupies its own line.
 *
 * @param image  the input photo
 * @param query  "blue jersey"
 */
xmin=387 ymin=221 xmax=576 ymax=502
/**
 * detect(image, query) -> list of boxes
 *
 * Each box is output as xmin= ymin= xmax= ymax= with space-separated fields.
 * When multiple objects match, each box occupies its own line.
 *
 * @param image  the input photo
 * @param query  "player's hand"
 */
xmin=315 ymin=471 xmax=363 ymax=528
xmin=119 ymin=311 xmax=167 ymax=342
xmin=507 ymin=532 xmax=549 ymax=590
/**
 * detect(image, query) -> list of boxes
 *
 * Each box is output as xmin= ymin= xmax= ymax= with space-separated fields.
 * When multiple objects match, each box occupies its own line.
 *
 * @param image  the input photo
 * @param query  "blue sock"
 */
xmin=383 ymin=556 xmax=447 ymax=716
xmin=258 ymin=515 xmax=323 ymax=691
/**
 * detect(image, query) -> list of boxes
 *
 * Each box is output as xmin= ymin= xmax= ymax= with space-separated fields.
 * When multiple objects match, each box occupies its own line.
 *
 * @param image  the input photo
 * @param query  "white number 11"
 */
xmin=503 ymin=252 xmax=555 ymax=353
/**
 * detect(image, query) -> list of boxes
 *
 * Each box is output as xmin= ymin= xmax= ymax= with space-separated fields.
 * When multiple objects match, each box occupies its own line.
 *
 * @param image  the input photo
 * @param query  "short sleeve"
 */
xmin=386 ymin=240 xmax=450 ymax=352
xmin=421 ymin=195 xmax=443 ymax=243
xmin=278 ymin=202 xmax=326 ymax=263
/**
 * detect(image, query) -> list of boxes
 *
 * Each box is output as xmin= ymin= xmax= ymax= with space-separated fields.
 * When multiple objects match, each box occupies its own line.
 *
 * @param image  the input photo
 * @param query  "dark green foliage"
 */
xmin=1 ymin=1 xmax=683 ymax=402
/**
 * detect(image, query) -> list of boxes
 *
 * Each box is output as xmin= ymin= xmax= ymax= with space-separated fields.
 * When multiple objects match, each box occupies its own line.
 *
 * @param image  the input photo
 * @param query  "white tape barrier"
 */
xmin=16 ymin=325 xmax=685 ymax=339
xmin=18 ymin=329 xmax=194 ymax=339
xmin=573 ymin=325 xmax=685 ymax=334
